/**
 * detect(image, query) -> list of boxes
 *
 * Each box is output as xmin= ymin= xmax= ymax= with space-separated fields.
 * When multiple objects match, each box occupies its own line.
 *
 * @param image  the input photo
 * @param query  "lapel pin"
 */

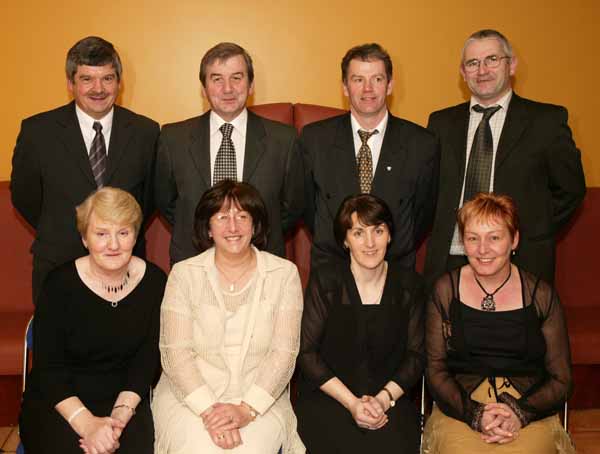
xmin=386 ymin=166 xmax=392 ymax=171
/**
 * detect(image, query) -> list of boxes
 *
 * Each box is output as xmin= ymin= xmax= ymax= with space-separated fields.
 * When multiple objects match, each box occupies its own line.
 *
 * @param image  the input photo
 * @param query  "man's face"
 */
xmin=343 ymin=58 xmax=392 ymax=124
xmin=68 ymin=64 xmax=120 ymax=119
xmin=460 ymin=38 xmax=517 ymax=105
xmin=202 ymin=54 xmax=254 ymax=121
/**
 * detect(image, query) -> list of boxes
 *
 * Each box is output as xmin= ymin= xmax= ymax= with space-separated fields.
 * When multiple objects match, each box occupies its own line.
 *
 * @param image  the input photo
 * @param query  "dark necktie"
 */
xmin=89 ymin=121 xmax=107 ymax=188
xmin=213 ymin=123 xmax=237 ymax=185
xmin=462 ymin=105 xmax=502 ymax=203
xmin=357 ymin=129 xmax=379 ymax=193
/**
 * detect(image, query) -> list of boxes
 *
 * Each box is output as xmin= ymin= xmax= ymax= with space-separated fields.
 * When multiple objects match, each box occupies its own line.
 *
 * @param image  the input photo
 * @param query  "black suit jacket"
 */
xmin=11 ymin=101 xmax=159 ymax=266
xmin=154 ymin=110 xmax=303 ymax=264
xmin=425 ymin=93 xmax=586 ymax=283
xmin=301 ymin=112 xmax=440 ymax=269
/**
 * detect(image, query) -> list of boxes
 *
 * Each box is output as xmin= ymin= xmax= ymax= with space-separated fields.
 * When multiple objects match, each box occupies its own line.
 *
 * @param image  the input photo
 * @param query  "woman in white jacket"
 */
xmin=152 ymin=180 xmax=305 ymax=454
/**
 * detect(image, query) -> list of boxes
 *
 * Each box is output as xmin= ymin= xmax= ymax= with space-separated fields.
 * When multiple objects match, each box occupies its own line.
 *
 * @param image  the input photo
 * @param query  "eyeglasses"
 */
xmin=463 ymin=55 xmax=511 ymax=73
xmin=212 ymin=211 xmax=252 ymax=225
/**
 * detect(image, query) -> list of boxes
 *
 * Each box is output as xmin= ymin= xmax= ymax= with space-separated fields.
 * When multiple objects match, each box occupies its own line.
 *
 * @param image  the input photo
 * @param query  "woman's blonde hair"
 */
xmin=76 ymin=187 xmax=142 ymax=236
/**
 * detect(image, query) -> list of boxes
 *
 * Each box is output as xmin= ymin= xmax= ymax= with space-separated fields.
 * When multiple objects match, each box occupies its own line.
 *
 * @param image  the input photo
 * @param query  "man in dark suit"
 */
xmin=301 ymin=43 xmax=439 ymax=269
xmin=425 ymin=29 xmax=586 ymax=283
xmin=155 ymin=42 xmax=303 ymax=264
xmin=11 ymin=36 xmax=159 ymax=303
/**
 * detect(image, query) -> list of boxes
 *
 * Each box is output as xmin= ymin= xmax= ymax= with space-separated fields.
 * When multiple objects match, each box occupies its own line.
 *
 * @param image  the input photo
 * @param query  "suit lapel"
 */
xmin=105 ymin=105 xmax=132 ymax=183
xmin=495 ymin=93 xmax=529 ymax=170
xmin=243 ymin=111 xmax=267 ymax=181
xmin=372 ymin=114 xmax=408 ymax=194
xmin=56 ymin=102 xmax=96 ymax=186
xmin=188 ymin=112 xmax=211 ymax=188
xmin=332 ymin=114 xmax=361 ymax=194
xmin=450 ymin=103 xmax=470 ymax=178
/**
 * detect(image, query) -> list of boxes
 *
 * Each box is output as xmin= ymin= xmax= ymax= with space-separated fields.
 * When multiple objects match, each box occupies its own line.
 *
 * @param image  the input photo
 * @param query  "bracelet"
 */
xmin=113 ymin=404 xmax=136 ymax=415
xmin=241 ymin=402 xmax=257 ymax=421
xmin=382 ymin=387 xmax=396 ymax=408
xmin=67 ymin=406 xmax=87 ymax=424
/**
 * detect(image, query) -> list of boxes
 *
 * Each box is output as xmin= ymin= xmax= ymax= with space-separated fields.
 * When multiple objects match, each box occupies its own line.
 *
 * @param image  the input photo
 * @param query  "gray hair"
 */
xmin=461 ymin=29 xmax=514 ymax=62
xmin=66 ymin=36 xmax=122 ymax=82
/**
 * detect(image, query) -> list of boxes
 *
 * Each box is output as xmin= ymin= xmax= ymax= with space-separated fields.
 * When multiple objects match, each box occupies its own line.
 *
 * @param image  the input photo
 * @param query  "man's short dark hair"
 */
xmin=334 ymin=194 xmax=394 ymax=251
xmin=199 ymin=42 xmax=254 ymax=87
xmin=66 ymin=36 xmax=122 ymax=82
xmin=193 ymin=180 xmax=269 ymax=252
xmin=341 ymin=43 xmax=393 ymax=83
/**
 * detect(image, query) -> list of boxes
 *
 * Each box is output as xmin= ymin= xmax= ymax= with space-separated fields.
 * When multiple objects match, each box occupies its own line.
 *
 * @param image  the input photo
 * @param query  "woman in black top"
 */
xmin=19 ymin=187 xmax=167 ymax=454
xmin=423 ymin=193 xmax=574 ymax=453
xmin=296 ymin=194 xmax=425 ymax=453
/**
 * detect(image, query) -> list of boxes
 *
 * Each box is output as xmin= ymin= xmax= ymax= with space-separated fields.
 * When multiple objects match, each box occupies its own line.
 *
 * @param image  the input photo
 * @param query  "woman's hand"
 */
xmin=202 ymin=403 xmax=254 ymax=431
xmin=76 ymin=414 xmax=125 ymax=454
xmin=349 ymin=396 xmax=388 ymax=430
xmin=480 ymin=403 xmax=521 ymax=444
xmin=208 ymin=426 xmax=243 ymax=450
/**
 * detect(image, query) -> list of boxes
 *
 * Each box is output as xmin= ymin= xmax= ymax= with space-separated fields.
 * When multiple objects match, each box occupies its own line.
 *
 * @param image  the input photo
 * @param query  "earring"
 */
xmin=512 ymin=250 xmax=516 ymax=256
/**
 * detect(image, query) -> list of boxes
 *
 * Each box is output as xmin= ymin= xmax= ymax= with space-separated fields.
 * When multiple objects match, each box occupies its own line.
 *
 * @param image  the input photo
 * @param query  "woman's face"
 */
xmin=463 ymin=215 xmax=519 ymax=277
xmin=83 ymin=212 xmax=136 ymax=273
xmin=209 ymin=198 xmax=254 ymax=256
xmin=344 ymin=212 xmax=390 ymax=270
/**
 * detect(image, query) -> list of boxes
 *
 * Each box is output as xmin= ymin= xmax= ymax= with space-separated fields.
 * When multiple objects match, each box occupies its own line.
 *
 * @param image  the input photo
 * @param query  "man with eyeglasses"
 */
xmin=424 ymin=29 xmax=586 ymax=283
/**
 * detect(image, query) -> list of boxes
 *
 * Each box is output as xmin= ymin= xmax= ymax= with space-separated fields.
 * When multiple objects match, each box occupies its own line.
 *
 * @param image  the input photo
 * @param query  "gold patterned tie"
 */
xmin=357 ymin=129 xmax=379 ymax=193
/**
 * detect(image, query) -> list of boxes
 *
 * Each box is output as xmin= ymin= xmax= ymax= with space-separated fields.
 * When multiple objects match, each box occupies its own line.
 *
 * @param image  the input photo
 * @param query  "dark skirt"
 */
xmin=295 ymin=391 xmax=420 ymax=454
xmin=19 ymin=396 xmax=154 ymax=454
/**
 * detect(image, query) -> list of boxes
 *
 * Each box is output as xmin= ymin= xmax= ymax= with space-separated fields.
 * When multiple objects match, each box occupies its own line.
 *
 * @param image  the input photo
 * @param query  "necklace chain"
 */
xmin=215 ymin=255 xmax=255 ymax=292
xmin=473 ymin=266 xmax=512 ymax=312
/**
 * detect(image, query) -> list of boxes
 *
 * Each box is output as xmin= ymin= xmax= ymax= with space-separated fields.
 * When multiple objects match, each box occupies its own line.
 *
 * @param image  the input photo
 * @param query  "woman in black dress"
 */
xmin=295 ymin=194 xmax=425 ymax=453
xmin=19 ymin=187 xmax=167 ymax=454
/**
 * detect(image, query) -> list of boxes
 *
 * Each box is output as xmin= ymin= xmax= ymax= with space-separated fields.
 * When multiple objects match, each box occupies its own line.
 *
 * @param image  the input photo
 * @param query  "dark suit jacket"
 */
xmin=301 ymin=112 xmax=440 ymax=269
xmin=11 ymin=101 xmax=159 ymax=266
xmin=154 ymin=110 xmax=303 ymax=264
xmin=424 ymin=93 xmax=586 ymax=283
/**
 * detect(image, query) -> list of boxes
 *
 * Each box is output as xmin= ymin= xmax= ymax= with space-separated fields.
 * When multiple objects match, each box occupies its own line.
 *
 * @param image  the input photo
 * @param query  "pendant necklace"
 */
xmin=216 ymin=258 xmax=254 ymax=292
xmin=473 ymin=266 xmax=512 ymax=312
xmin=98 ymin=270 xmax=131 ymax=308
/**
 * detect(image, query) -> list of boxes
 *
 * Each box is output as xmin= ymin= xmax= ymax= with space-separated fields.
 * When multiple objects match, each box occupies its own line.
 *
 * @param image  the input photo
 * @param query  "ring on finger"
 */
xmin=218 ymin=433 xmax=225 ymax=440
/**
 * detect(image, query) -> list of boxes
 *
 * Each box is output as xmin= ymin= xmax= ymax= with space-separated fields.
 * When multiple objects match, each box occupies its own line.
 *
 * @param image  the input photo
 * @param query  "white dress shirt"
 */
xmin=350 ymin=111 xmax=389 ymax=177
xmin=450 ymin=90 xmax=513 ymax=255
xmin=209 ymin=109 xmax=248 ymax=182
xmin=75 ymin=105 xmax=114 ymax=155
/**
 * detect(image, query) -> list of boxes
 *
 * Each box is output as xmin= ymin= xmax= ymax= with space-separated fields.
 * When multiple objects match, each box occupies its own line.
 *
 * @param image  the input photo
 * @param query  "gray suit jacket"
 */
xmin=301 ymin=112 xmax=439 ymax=269
xmin=155 ymin=110 xmax=303 ymax=264
xmin=424 ymin=93 xmax=586 ymax=283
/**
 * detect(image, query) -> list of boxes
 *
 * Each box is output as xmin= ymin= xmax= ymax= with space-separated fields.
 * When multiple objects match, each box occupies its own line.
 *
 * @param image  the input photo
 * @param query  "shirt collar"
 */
xmin=75 ymin=104 xmax=114 ymax=136
xmin=470 ymin=89 xmax=513 ymax=112
xmin=350 ymin=110 xmax=389 ymax=138
xmin=210 ymin=108 xmax=248 ymax=138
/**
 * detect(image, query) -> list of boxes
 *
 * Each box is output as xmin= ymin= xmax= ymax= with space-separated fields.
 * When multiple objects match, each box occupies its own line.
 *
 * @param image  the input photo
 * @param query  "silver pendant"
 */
xmin=111 ymin=301 xmax=118 ymax=308
xmin=481 ymin=295 xmax=495 ymax=311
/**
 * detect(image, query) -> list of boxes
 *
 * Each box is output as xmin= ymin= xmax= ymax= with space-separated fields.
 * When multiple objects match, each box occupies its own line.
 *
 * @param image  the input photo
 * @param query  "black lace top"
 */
xmin=425 ymin=266 xmax=572 ymax=429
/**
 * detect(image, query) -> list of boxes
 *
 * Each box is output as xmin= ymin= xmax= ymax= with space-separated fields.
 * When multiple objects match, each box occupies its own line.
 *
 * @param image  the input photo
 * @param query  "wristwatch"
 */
xmin=382 ymin=387 xmax=395 ymax=407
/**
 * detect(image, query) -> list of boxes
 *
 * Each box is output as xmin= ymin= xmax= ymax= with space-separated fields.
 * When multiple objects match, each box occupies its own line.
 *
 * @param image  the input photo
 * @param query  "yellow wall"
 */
xmin=2 ymin=0 xmax=599 ymax=185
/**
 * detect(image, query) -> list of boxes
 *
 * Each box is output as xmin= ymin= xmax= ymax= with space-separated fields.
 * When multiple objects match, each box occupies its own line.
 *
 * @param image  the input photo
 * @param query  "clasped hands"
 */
xmin=349 ymin=395 xmax=389 ymax=430
xmin=77 ymin=408 xmax=130 ymax=454
xmin=480 ymin=402 xmax=522 ymax=444
xmin=202 ymin=402 xmax=254 ymax=450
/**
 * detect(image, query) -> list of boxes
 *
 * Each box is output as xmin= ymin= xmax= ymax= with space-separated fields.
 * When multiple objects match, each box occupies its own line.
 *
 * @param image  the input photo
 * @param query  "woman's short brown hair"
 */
xmin=457 ymin=192 xmax=519 ymax=240
xmin=76 ymin=187 xmax=143 ymax=236
xmin=334 ymin=194 xmax=394 ymax=250
xmin=193 ymin=180 xmax=269 ymax=252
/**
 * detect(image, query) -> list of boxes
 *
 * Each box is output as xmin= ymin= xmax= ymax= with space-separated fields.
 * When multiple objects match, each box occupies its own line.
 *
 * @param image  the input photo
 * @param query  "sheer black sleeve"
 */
xmin=425 ymin=273 xmax=485 ymax=430
xmin=505 ymin=277 xmax=573 ymax=425
xmin=297 ymin=269 xmax=335 ymax=389
xmin=390 ymin=273 xmax=426 ymax=391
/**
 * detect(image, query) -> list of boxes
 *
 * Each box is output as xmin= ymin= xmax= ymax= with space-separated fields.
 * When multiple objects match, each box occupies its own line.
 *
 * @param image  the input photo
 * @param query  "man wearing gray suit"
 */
xmin=155 ymin=42 xmax=303 ymax=264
